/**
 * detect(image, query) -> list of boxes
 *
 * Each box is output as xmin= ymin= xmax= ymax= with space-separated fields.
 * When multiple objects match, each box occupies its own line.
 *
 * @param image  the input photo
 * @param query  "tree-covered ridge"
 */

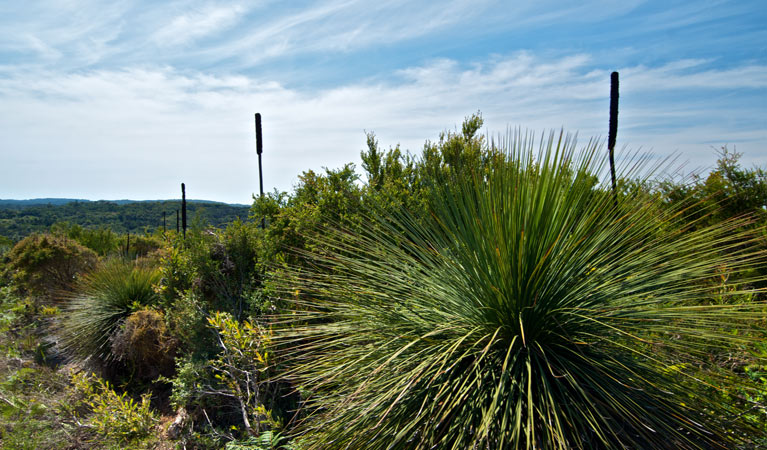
xmin=0 ymin=199 xmax=250 ymax=241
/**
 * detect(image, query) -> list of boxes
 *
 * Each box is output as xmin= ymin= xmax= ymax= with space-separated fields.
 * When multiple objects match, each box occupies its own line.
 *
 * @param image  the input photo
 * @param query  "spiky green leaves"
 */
xmin=58 ymin=261 xmax=160 ymax=363
xmin=275 ymin=132 xmax=767 ymax=449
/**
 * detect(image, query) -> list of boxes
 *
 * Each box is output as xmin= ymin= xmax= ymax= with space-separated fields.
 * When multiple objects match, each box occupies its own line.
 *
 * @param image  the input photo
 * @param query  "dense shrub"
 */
xmin=158 ymin=220 xmax=263 ymax=321
xmin=0 ymin=236 xmax=12 ymax=261
xmin=207 ymin=312 xmax=277 ymax=436
xmin=5 ymin=233 xmax=97 ymax=298
xmin=656 ymin=147 xmax=767 ymax=230
xmin=50 ymin=222 xmax=120 ymax=256
xmin=124 ymin=234 xmax=164 ymax=259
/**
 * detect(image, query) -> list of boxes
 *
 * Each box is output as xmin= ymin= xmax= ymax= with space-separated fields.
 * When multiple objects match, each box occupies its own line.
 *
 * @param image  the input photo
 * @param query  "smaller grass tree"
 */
xmin=58 ymin=260 xmax=161 ymax=366
xmin=274 ymin=131 xmax=767 ymax=449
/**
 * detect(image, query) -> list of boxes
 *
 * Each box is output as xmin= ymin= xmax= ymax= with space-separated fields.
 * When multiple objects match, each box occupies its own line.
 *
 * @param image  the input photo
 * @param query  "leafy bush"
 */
xmin=275 ymin=132 xmax=767 ymax=449
xmin=162 ymin=312 xmax=289 ymax=445
xmin=158 ymin=220 xmax=262 ymax=318
xmin=50 ymin=222 xmax=120 ymax=256
xmin=58 ymin=260 xmax=161 ymax=364
xmin=5 ymin=233 xmax=97 ymax=298
xmin=124 ymin=233 xmax=164 ymax=259
xmin=71 ymin=371 xmax=157 ymax=443
xmin=207 ymin=311 xmax=277 ymax=436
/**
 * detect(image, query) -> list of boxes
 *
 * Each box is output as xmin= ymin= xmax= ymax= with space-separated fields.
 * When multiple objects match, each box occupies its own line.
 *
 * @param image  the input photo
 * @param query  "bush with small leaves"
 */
xmin=207 ymin=311 xmax=277 ymax=436
xmin=71 ymin=371 xmax=157 ymax=444
xmin=5 ymin=233 xmax=97 ymax=299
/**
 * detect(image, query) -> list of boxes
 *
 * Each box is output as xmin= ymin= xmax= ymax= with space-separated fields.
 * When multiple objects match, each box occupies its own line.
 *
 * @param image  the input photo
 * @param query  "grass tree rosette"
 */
xmin=58 ymin=260 xmax=161 ymax=364
xmin=274 ymin=131 xmax=767 ymax=449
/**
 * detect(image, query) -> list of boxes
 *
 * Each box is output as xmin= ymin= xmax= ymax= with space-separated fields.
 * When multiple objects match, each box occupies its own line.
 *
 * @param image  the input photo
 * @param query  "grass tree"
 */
xmin=274 ymin=131 xmax=767 ymax=449
xmin=58 ymin=260 xmax=161 ymax=364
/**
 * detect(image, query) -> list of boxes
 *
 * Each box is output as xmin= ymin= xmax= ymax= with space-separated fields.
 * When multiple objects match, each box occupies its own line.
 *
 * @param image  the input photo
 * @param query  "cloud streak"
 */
xmin=1 ymin=52 xmax=764 ymax=203
xmin=152 ymin=3 xmax=247 ymax=47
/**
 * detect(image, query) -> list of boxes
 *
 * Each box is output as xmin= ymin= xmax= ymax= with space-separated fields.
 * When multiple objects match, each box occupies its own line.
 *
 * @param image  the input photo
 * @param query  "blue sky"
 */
xmin=1 ymin=0 xmax=765 ymax=204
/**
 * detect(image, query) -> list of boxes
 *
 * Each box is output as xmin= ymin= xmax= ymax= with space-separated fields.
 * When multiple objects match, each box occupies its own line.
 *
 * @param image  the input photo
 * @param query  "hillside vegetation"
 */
xmin=1 ymin=114 xmax=767 ymax=449
xmin=0 ymin=200 xmax=250 ymax=242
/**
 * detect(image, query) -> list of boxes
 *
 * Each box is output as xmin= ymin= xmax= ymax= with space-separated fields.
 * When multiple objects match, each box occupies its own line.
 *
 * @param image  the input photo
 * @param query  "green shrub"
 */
xmin=165 ymin=292 xmax=219 ymax=360
xmin=5 ymin=233 xmax=97 ymax=299
xmin=276 ymin=132 xmax=767 ymax=449
xmin=0 ymin=235 xmax=12 ymax=261
xmin=71 ymin=371 xmax=157 ymax=443
xmin=58 ymin=260 xmax=160 ymax=364
xmin=124 ymin=234 xmax=164 ymax=259
xmin=158 ymin=220 xmax=263 ymax=320
xmin=50 ymin=222 xmax=120 ymax=256
xmin=207 ymin=312 xmax=277 ymax=436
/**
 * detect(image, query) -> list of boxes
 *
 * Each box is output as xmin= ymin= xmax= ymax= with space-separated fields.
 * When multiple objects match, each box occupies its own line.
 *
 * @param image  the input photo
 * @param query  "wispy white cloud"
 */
xmin=0 ymin=0 xmax=134 ymax=68
xmin=152 ymin=3 xmax=248 ymax=47
xmin=21 ymin=34 xmax=63 ymax=61
xmin=1 ymin=53 xmax=764 ymax=202
xmin=621 ymin=61 xmax=767 ymax=90
xmin=0 ymin=0 xmax=660 ymax=70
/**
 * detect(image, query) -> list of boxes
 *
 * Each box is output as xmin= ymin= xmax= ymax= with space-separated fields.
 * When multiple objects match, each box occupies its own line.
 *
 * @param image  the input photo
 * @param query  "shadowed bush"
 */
xmin=110 ymin=308 xmax=177 ymax=380
xmin=275 ymin=131 xmax=767 ymax=449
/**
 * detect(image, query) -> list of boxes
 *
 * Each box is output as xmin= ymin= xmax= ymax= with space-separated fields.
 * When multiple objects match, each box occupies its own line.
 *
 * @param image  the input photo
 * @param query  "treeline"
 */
xmin=0 ymin=199 xmax=250 ymax=242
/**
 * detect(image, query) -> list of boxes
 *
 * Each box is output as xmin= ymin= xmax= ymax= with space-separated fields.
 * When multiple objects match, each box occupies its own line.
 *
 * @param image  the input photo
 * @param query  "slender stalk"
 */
xmin=256 ymin=113 xmax=265 ymax=229
xmin=608 ymin=71 xmax=619 ymax=207
xmin=181 ymin=183 xmax=187 ymax=239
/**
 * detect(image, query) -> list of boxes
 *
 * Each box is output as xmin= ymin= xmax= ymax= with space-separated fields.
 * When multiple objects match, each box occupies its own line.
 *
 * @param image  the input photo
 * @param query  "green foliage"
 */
xmin=0 ymin=199 xmax=250 ymax=242
xmin=123 ymin=233 xmax=164 ymax=260
xmin=166 ymin=355 xmax=209 ymax=411
xmin=360 ymin=132 xmax=427 ymax=217
xmin=208 ymin=311 xmax=278 ymax=436
xmin=0 ymin=235 xmax=12 ymax=260
xmin=5 ymin=233 xmax=97 ymax=299
xmin=158 ymin=244 xmax=194 ymax=302
xmin=58 ymin=260 xmax=161 ymax=364
xmin=164 ymin=292 xmax=219 ymax=361
xmin=0 ymin=364 xmax=74 ymax=450
xmin=71 ymin=371 xmax=157 ymax=444
xmin=50 ymin=221 xmax=120 ymax=256
xmin=225 ymin=430 xmax=298 ymax=450
xmin=275 ymin=131 xmax=767 ymax=449
xmin=159 ymin=220 xmax=263 ymax=321
xmin=163 ymin=312 xmax=289 ymax=446
xmin=251 ymin=165 xmax=363 ymax=269
xmin=0 ymin=286 xmax=52 ymax=361
xmin=656 ymin=146 xmax=767 ymax=229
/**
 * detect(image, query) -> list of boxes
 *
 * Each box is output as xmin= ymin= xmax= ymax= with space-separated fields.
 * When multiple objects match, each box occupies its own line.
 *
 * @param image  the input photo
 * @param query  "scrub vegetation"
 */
xmin=1 ymin=113 xmax=767 ymax=449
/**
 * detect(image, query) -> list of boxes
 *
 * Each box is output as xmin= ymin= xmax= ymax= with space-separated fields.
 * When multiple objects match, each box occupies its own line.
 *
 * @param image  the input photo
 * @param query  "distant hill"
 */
xmin=0 ymin=199 xmax=252 ymax=242
xmin=0 ymin=198 xmax=90 ymax=207
xmin=0 ymin=198 xmax=249 ymax=208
